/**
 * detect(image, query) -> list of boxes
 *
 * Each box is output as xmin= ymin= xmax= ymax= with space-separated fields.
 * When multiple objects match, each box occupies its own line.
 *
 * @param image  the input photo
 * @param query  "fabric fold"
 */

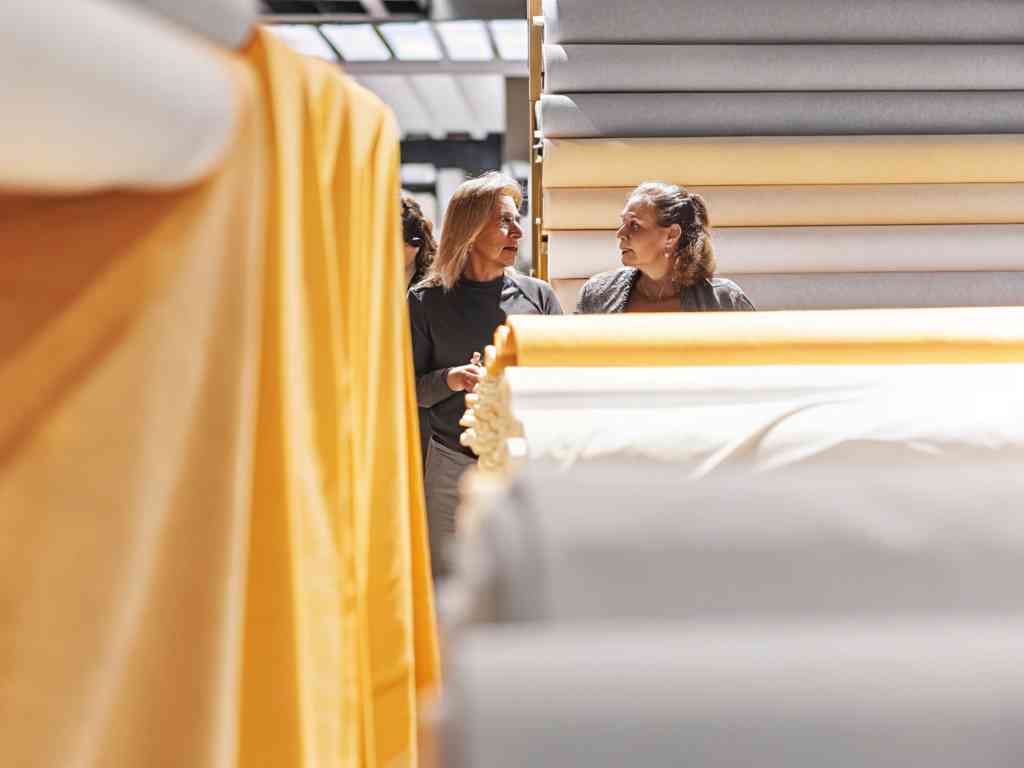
xmin=544 ymin=136 xmax=1024 ymax=187
xmin=543 ymin=184 xmax=1024 ymax=229
xmin=543 ymin=0 xmax=1024 ymax=44
xmin=543 ymin=44 xmax=1024 ymax=93
xmin=540 ymin=92 xmax=1024 ymax=138
xmin=547 ymin=225 xmax=1024 ymax=277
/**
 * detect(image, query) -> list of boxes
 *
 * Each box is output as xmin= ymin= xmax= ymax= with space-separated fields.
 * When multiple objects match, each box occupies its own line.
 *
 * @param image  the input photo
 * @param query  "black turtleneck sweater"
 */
xmin=408 ymin=273 xmax=563 ymax=457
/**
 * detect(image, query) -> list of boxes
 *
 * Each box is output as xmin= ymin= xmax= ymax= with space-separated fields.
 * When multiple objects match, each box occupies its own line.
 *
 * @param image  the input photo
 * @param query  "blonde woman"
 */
xmin=409 ymin=172 xmax=562 ymax=578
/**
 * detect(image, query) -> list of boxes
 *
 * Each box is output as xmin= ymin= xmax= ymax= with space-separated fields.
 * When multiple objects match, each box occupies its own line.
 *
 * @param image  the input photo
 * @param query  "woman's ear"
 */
xmin=665 ymin=223 xmax=682 ymax=249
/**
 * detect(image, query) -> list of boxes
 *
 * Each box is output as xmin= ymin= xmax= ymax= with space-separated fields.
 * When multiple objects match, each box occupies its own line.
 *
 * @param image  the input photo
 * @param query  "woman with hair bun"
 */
xmin=575 ymin=182 xmax=754 ymax=313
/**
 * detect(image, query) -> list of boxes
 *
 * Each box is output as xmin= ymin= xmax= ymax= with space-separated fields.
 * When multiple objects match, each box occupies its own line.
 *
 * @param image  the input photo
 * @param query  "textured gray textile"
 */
xmin=424 ymin=437 xmax=476 ymax=579
xmin=544 ymin=44 xmax=1024 ymax=93
xmin=543 ymin=0 xmax=1024 ymax=43
xmin=455 ymin=460 xmax=1024 ymax=624
xmin=574 ymin=268 xmax=754 ymax=313
xmin=728 ymin=272 xmax=1024 ymax=310
xmin=450 ymin=620 xmax=1024 ymax=768
xmin=540 ymin=92 xmax=1024 ymax=138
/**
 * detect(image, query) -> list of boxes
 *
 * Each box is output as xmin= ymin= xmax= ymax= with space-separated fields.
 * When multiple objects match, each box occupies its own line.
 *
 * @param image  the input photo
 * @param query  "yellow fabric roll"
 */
xmin=488 ymin=309 xmax=1024 ymax=372
xmin=0 ymin=28 xmax=438 ymax=768
xmin=544 ymin=184 xmax=1024 ymax=229
xmin=543 ymin=136 xmax=1024 ymax=188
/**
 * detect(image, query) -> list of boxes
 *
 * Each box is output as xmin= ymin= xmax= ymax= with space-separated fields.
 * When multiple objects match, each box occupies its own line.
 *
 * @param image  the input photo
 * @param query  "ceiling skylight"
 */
xmin=266 ymin=25 xmax=337 ymax=61
xmin=378 ymin=22 xmax=442 ymax=61
xmin=488 ymin=19 xmax=527 ymax=61
xmin=435 ymin=20 xmax=494 ymax=62
xmin=320 ymin=24 xmax=392 ymax=61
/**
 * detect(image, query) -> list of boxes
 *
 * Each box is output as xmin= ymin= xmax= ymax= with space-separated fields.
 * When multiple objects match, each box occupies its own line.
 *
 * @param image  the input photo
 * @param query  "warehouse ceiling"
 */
xmin=261 ymin=0 xmax=528 ymax=139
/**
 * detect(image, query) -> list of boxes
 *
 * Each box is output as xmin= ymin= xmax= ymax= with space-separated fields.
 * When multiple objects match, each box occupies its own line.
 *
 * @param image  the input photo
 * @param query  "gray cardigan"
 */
xmin=575 ymin=267 xmax=755 ymax=314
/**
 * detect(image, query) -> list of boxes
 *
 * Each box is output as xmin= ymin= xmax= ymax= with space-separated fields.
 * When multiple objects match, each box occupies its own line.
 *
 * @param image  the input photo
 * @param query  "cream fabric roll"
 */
xmin=553 ymin=273 xmax=1024 ymax=311
xmin=495 ymin=309 xmax=1024 ymax=369
xmin=543 ymin=44 xmax=1024 ymax=93
xmin=547 ymin=225 xmax=1024 ymax=278
xmin=540 ymin=92 xmax=1024 ymax=138
xmin=543 ymin=0 xmax=1024 ymax=43
xmin=543 ymin=136 xmax=1024 ymax=187
xmin=544 ymin=184 xmax=1024 ymax=229
xmin=551 ymin=278 xmax=584 ymax=314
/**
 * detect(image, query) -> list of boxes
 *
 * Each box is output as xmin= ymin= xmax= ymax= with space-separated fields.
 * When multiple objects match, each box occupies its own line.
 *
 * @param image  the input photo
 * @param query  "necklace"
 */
xmin=635 ymin=274 xmax=678 ymax=302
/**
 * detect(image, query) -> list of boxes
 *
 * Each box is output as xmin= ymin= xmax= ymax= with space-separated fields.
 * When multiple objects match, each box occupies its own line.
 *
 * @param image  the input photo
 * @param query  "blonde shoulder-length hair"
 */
xmin=421 ymin=171 xmax=522 ymax=291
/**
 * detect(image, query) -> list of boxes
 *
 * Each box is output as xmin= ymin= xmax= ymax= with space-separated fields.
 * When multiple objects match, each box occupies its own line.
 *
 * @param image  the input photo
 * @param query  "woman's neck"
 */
xmin=463 ymin=255 xmax=504 ymax=283
xmin=635 ymin=265 xmax=677 ymax=300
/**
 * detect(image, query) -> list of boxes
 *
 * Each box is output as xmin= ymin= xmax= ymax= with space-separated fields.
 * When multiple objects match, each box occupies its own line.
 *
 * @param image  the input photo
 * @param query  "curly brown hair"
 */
xmin=401 ymin=195 xmax=437 ymax=285
xmin=629 ymin=182 xmax=715 ymax=289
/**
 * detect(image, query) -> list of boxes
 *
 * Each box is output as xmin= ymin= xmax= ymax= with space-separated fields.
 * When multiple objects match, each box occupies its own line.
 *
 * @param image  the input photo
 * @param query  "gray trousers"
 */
xmin=424 ymin=437 xmax=476 ymax=579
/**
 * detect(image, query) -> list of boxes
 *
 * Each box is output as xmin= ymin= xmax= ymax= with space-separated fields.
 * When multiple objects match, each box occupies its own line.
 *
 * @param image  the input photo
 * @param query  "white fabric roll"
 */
xmin=547 ymin=225 xmax=1024 ymax=277
xmin=540 ymin=92 xmax=1024 ymax=138
xmin=453 ymin=620 xmax=1024 ymax=768
xmin=0 ymin=0 xmax=238 ymax=191
xmin=544 ymin=44 xmax=1024 ymax=93
xmin=543 ymin=0 xmax=1024 ymax=43
xmin=127 ymin=0 xmax=256 ymax=48
xmin=500 ymin=365 xmax=1024 ymax=474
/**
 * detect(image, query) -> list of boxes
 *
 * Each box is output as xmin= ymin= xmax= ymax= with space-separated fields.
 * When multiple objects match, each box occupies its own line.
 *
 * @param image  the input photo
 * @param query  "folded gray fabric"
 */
xmin=543 ymin=0 xmax=1024 ymax=43
xmin=726 ymin=272 xmax=1024 ymax=310
xmin=449 ymin=620 xmax=1024 ymax=768
xmin=455 ymin=460 xmax=1024 ymax=624
xmin=540 ymin=92 xmax=1024 ymax=138
xmin=544 ymin=44 xmax=1024 ymax=93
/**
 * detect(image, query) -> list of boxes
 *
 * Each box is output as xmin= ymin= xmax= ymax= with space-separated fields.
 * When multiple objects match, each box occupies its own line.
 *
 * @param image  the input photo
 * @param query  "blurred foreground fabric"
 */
xmin=0 ymin=28 xmax=438 ymax=768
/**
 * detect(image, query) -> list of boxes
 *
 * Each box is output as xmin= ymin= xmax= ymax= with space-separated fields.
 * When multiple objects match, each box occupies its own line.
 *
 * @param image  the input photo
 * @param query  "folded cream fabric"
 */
xmin=543 ymin=0 xmax=1024 ymax=43
xmin=540 ymin=92 xmax=1024 ymax=138
xmin=543 ymin=44 xmax=1024 ymax=93
xmin=488 ymin=309 xmax=1024 ymax=370
xmin=543 ymin=185 xmax=1024 ymax=229
xmin=544 ymin=136 xmax=1024 ymax=187
xmin=547 ymin=225 xmax=1024 ymax=277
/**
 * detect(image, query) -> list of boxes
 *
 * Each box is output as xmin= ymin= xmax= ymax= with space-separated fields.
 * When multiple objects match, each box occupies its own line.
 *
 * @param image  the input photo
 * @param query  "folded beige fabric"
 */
xmin=544 ymin=184 xmax=1024 ymax=229
xmin=544 ymin=136 xmax=1024 ymax=187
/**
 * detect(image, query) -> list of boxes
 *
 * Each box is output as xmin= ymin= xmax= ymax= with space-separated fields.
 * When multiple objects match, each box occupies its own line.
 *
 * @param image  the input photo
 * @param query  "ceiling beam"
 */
xmin=339 ymin=59 xmax=526 ymax=75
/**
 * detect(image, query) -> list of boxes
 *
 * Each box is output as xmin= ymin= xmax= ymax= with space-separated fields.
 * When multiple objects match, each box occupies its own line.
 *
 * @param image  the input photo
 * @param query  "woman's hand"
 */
xmin=446 ymin=353 xmax=483 ymax=392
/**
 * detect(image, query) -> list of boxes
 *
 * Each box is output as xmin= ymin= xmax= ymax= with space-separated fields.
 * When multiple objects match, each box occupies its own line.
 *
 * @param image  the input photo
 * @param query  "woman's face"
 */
xmin=616 ymin=197 xmax=679 ymax=270
xmin=470 ymin=195 xmax=523 ymax=268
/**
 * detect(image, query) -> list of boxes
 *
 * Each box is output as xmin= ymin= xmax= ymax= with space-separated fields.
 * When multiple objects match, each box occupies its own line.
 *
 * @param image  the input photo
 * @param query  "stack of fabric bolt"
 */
xmin=538 ymin=0 xmax=1024 ymax=311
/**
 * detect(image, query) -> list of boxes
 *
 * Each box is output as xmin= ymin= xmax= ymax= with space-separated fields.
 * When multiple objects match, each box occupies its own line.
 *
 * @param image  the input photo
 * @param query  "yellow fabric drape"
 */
xmin=543 ymin=136 xmax=1024 ymax=187
xmin=0 ymin=27 xmax=438 ymax=768
xmin=241 ymin=30 xmax=439 ymax=768
xmin=487 ymin=310 xmax=1024 ymax=373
